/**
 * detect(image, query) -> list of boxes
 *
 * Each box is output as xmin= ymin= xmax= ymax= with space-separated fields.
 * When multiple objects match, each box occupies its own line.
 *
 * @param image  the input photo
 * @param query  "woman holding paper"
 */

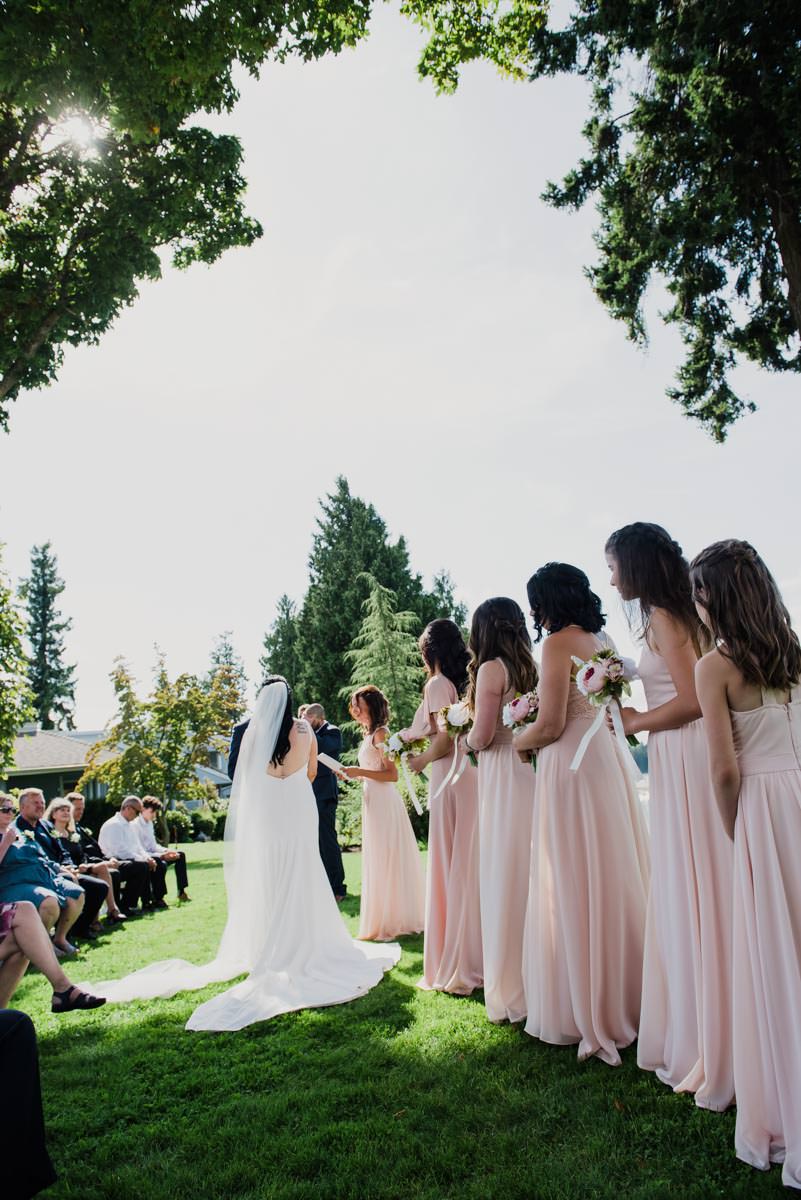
xmin=400 ymin=619 xmax=482 ymax=995
xmin=515 ymin=563 xmax=649 ymax=1065
xmin=341 ymin=686 xmax=425 ymax=941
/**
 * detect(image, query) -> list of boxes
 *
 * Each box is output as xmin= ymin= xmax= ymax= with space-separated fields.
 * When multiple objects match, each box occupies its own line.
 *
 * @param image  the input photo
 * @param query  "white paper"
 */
xmin=318 ymin=752 xmax=346 ymax=773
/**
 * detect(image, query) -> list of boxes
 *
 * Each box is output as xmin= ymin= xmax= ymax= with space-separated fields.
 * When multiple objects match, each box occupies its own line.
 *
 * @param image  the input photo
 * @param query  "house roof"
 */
xmin=7 ymin=729 xmax=114 ymax=776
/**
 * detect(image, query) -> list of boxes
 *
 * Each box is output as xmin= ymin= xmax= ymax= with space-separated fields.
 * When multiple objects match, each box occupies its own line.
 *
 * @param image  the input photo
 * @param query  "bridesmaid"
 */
xmin=463 ymin=597 xmax=537 ymax=1022
xmin=692 ymin=541 xmax=801 ymax=1190
xmin=605 ymin=523 xmax=734 ymax=1110
xmin=342 ymin=685 xmax=425 ymax=941
xmin=515 ymin=563 xmax=650 ymax=1065
xmin=400 ymin=619 xmax=483 ymax=995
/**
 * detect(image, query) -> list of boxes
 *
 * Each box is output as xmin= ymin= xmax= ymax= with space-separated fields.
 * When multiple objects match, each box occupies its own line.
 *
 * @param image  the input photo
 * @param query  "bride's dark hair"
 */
xmin=261 ymin=674 xmax=294 ymax=766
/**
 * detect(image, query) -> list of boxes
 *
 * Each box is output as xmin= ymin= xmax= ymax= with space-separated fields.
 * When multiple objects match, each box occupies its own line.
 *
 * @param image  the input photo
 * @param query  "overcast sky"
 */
xmin=1 ymin=4 xmax=798 ymax=727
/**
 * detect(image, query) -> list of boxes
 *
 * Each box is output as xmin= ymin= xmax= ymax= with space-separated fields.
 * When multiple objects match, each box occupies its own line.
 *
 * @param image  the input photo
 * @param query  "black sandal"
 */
xmin=51 ymin=986 xmax=107 ymax=1013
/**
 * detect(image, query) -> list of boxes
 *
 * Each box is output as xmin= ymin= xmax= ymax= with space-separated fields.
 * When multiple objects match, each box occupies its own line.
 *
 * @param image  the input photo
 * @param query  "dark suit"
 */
xmin=227 ymin=717 xmax=346 ymax=896
xmin=17 ymin=818 xmax=107 ymax=936
xmin=0 ymin=1011 xmax=57 ymax=1200
xmin=311 ymin=722 xmax=346 ymax=898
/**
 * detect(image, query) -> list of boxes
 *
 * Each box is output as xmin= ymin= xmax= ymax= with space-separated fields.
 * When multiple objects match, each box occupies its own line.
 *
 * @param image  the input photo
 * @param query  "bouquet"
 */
xmin=384 ymin=732 xmax=428 ymax=816
xmin=572 ymin=649 xmax=639 ymax=748
xmin=502 ymin=690 xmax=539 ymax=769
xmin=437 ymin=700 xmax=477 ymax=767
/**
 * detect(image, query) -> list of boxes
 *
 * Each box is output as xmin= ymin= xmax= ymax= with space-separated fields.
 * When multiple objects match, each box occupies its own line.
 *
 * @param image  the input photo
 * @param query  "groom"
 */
xmin=302 ymin=704 xmax=347 ymax=902
xmin=227 ymin=700 xmax=346 ymax=900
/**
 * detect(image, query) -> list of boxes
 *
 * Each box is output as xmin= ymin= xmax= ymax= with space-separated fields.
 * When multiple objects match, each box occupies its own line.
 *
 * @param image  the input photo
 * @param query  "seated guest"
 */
xmin=16 ymin=789 xmax=107 ymax=940
xmin=135 ymin=797 xmax=190 ymax=902
xmin=99 ymin=796 xmax=166 ymax=911
xmin=43 ymin=798 xmax=126 ymax=925
xmin=0 ymin=1010 xmax=58 ymax=1200
xmin=0 ymin=794 xmax=85 ymax=955
xmin=68 ymin=791 xmax=146 ymax=914
xmin=0 ymin=894 xmax=106 ymax=1012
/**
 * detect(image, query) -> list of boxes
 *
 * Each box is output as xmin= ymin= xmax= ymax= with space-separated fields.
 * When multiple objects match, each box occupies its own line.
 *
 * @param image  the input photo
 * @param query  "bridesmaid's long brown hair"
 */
xmin=419 ymin=619 xmax=470 ymax=696
xmin=466 ymin=598 xmax=538 ymax=712
xmin=690 ymin=540 xmax=801 ymax=691
xmin=349 ymin=685 xmax=390 ymax=735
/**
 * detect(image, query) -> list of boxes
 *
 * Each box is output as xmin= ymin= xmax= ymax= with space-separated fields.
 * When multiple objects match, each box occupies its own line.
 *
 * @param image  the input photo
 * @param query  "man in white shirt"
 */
xmin=135 ymin=797 xmax=190 ymax=903
xmin=98 ymin=796 xmax=157 ymax=914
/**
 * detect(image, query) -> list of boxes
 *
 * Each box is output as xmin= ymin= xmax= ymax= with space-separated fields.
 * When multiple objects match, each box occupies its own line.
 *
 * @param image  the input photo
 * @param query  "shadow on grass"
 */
xmin=35 ymin=963 xmax=784 ymax=1200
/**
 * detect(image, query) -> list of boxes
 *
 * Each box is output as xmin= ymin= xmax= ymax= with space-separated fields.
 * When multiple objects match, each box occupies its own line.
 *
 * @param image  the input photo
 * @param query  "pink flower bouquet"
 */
xmin=502 ymin=690 xmax=540 ymax=768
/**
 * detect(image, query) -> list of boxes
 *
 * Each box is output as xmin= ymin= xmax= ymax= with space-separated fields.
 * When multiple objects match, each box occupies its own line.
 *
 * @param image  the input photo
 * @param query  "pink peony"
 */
xmin=578 ymin=662 xmax=608 ymax=694
xmin=507 ymin=694 xmax=532 ymax=722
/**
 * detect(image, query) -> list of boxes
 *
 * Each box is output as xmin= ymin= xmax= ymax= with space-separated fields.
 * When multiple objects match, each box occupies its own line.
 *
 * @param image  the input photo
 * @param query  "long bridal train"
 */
xmin=83 ymin=684 xmax=399 ymax=1031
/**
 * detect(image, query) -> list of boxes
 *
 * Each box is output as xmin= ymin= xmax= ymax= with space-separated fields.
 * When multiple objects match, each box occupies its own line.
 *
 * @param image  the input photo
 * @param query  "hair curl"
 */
xmin=260 ymin=674 xmax=294 ymax=766
xmin=690 ymin=540 xmax=801 ymax=691
xmin=526 ymin=563 xmax=604 ymax=643
xmin=419 ymin=618 xmax=469 ymax=696
xmin=605 ymin=522 xmax=706 ymax=653
xmin=466 ymin=598 xmax=538 ymax=711
xmin=349 ymin=685 xmax=389 ymax=735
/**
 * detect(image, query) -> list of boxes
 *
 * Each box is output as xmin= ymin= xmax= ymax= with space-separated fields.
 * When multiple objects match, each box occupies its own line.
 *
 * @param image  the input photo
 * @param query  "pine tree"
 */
xmin=205 ymin=631 xmax=248 ymax=733
xmin=295 ymin=476 xmax=456 ymax=725
xmin=341 ymin=574 xmax=425 ymax=733
xmin=260 ymin=595 xmax=302 ymax=692
xmin=18 ymin=542 xmax=76 ymax=729
xmin=0 ymin=544 xmax=33 ymax=770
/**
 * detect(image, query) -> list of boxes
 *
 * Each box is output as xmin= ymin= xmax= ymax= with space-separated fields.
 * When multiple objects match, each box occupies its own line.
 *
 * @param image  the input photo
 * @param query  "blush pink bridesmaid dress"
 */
xmin=523 ymin=657 xmax=650 ymax=1064
xmin=357 ymin=730 xmax=425 ymax=942
xmin=401 ymin=676 xmax=483 ymax=995
xmin=636 ymin=643 xmax=735 ymax=1110
xmin=475 ymin=660 xmax=536 ymax=1023
xmin=729 ymin=685 xmax=801 ymax=1190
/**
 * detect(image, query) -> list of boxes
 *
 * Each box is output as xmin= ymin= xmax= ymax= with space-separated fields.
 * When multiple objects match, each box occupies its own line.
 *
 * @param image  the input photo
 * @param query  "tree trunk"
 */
xmin=768 ymin=174 xmax=801 ymax=339
xmin=0 ymin=308 xmax=63 ymax=403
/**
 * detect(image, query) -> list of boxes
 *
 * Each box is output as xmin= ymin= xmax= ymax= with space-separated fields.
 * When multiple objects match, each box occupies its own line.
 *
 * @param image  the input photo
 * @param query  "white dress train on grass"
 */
xmin=84 ymin=684 xmax=400 ymax=1031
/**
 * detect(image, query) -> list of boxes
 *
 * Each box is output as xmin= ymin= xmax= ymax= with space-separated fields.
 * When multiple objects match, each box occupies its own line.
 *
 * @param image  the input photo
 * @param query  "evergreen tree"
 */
xmin=295 ymin=477 xmax=453 ymax=725
xmin=205 ymin=631 xmax=248 ymax=732
xmin=0 ymin=544 xmax=33 ymax=771
xmin=341 ymin=574 xmax=425 ymax=732
xmin=18 ymin=542 xmax=76 ymax=729
xmin=260 ymin=595 xmax=303 ymax=692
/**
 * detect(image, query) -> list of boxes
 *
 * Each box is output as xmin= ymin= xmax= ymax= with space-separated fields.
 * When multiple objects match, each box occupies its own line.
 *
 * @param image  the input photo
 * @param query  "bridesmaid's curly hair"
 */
xmin=527 ymin=563 xmax=604 ymax=643
xmin=690 ymin=540 xmax=801 ymax=691
xmin=349 ymin=685 xmax=389 ymax=734
xmin=419 ymin=619 xmax=469 ymax=696
xmin=605 ymin=522 xmax=707 ymax=654
xmin=466 ymin=598 xmax=538 ymax=712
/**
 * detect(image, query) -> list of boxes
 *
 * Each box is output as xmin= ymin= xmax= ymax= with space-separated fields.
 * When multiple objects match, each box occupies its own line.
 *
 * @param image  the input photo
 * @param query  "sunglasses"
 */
xmin=0 ymin=805 xmax=16 ymax=814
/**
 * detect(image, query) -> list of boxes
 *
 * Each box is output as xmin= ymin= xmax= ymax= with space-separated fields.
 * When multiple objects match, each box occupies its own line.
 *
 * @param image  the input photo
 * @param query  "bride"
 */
xmin=85 ymin=677 xmax=400 ymax=1031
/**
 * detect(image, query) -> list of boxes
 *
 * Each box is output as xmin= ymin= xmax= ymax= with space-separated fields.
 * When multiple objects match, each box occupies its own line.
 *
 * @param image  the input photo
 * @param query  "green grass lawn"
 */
xmin=18 ymin=843 xmax=785 ymax=1200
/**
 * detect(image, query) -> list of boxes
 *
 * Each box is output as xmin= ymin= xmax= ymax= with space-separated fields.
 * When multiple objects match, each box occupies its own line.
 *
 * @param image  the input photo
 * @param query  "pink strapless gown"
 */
xmin=402 ymin=676 xmax=483 ymax=995
xmin=730 ymin=687 xmax=801 ymax=1190
xmin=477 ymin=683 xmax=536 ymax=1023
xmin=636 ymin=644 xmax=734 ymax=1110
xmin=523 ymin=678 xmax=650 ymax=1064
xmin=357 ymin=731 xmax=425 ymax=942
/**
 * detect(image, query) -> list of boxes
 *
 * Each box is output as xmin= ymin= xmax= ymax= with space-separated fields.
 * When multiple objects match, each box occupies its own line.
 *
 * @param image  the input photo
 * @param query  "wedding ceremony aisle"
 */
xmin=23 ymin=843 xmax=783 ymax=1200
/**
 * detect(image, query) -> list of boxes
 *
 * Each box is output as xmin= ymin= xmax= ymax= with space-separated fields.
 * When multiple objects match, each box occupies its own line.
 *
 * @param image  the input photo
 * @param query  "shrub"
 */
xmin=190 ymin=806 xmax=216 ymax=840
xmin=164 ymin=804 xmax=193 ymax=844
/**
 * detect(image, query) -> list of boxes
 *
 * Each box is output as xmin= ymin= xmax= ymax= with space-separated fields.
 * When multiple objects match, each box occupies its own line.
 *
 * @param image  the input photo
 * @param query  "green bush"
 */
xmin=190 ymin=806 xmax=216 ymax=840
xmin=164 ymin=804 xmax=193 ymax=844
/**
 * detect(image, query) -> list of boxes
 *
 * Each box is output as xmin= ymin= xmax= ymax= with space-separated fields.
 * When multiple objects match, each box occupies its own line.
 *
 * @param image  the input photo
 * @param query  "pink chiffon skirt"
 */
xmin=359 ymin=779 xmax=425 ymax=942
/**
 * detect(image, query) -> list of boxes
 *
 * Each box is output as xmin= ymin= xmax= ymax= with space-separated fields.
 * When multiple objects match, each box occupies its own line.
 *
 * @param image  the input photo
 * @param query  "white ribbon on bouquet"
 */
xmin=428 ymin=736 xmax=473 ymax=805
xmin=398 ymin=752 xmax=424 ymax=815
xmin=569 ymin=697 xmax=643 ymax=781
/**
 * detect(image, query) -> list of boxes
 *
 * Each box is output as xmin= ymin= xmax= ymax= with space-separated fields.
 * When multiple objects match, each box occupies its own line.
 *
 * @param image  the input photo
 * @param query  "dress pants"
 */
xmin=117 ymin=860 xmax=149 ymax=912
xmin=71 ymin=873 xmax=109 ymax=935
xmin=143 ymin=858 xmax=168 ymax=906
xmin=316 ymin=797 xmax=346 ymax=896
xmin=0 ymin=1010 xmax=58 ymax=1199
xmin=160 ymin=851 xmax=189 ymax=894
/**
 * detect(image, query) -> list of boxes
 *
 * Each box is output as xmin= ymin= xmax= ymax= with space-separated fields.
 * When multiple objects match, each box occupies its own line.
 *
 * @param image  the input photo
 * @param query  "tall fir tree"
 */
xmin=294 ymin=476 xmax=458 ymax=725
xmin=18 ymin=542 xmax=76 ymax=729
xmin=205 ymin=631 xmax=248 ymax=733
xmin=341 ymin=574 xmax=426 ymax=732
xmin=0 ymin=544 xmax=33 ymax=770
xmin=260 ymin=595 xmax=303 ymax=692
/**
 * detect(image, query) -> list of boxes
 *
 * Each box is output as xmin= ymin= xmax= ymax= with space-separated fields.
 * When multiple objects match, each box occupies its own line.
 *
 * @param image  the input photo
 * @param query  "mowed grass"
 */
xmin=18 ymin=843 xmax=785 ymax=1200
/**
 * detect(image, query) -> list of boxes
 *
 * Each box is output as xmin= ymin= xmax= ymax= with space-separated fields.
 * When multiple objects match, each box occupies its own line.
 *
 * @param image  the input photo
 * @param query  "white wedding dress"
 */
xmin=84 ymin=683 xmax=400 ymax=1031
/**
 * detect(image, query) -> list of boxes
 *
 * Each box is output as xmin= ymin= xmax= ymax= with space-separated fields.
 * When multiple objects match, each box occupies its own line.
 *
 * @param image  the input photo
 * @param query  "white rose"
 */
xmin=501 ymin=702 xmax=515 ymax=729
xmin=447 ymin=702 xmax=470 ymax=728
xmin=387 ymin=733 xmax=404 ymax=754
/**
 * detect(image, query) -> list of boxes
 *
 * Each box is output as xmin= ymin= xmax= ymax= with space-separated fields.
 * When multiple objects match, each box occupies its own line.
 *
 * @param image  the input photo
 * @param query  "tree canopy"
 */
xmin=403 ymin=0 xmax=801 ymax=440
xmin=0 ymin=1 xmax=371 ymax=427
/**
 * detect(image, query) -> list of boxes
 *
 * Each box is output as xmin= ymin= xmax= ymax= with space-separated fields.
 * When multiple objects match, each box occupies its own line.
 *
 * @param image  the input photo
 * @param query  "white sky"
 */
xmin=1 ymin=4 xmax=798 ymax=727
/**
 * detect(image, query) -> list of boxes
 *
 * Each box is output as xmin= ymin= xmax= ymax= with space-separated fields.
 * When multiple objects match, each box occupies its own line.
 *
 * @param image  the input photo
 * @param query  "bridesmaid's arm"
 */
xmin=466 ymin=661 xmax=506 ymax=753
xmin=408 ymin=731 xmax=452 ymax=772
xmin=514 ymin=633 xmax=570 ymax=752
xmin=619 ymin=610 xmax=702 ymax=735
xmin=695 ymin=651 xmax=740 ymax=840
xmin=340 ymin=730 xmax=399 ymax=784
